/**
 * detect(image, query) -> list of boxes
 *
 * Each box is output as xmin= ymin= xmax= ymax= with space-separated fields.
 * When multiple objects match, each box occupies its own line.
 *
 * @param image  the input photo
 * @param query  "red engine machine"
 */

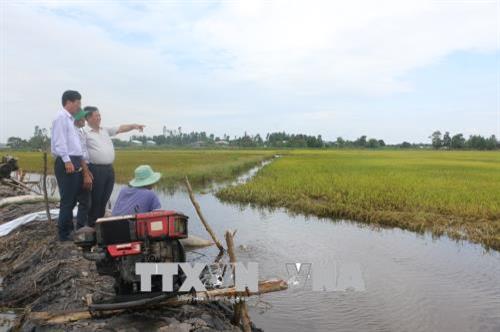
xmin=74 ymin=210 xmax=188 ymax=295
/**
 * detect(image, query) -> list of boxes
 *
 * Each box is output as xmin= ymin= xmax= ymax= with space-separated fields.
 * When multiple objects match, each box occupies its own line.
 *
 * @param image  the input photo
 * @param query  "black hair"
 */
xmin=61 ymin=90 xmax=81 ymax=107
xmin=83 ymin=106 xmax=99 ymax=118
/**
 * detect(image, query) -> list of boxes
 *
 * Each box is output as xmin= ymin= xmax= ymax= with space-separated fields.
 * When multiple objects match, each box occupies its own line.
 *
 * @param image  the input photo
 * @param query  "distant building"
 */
xmin=130 ymin=140 xmax=142 ymax=145
xmin=190 ymin=141 xmax=206 ymax=147
xmin=145 ymin=140 xmax=156 ymax=146
xmin=215 ymin=141 xmax=229 ymax=146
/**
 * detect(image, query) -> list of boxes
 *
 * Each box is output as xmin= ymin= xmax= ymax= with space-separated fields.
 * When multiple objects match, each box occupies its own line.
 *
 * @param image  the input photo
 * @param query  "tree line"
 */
xmin=5 ymin=126 xmax=499 ymax=150
xmin=6 ymin=126 xmax=49 ymax=150
xmin=430 ymin=131 xmax=499 ymax=150
xmin=130 ymin=131 xmax=325 ymax=148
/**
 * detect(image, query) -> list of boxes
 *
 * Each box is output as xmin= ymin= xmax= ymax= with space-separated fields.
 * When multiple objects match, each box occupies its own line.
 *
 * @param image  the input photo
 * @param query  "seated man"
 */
xmin=112 ymin=165 xmax=162 ymax=216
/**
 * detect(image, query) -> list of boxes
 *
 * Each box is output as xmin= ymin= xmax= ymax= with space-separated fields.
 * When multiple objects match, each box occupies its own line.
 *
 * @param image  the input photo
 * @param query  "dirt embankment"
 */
xmin=0 ymin=185 xmax=258 ymax=332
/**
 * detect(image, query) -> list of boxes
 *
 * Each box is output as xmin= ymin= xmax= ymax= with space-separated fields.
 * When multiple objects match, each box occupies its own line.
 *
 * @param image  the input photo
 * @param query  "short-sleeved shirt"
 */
xmin=112 ymin=187 xmax=161 ymax=216
xmin=85 ymin=126 xmax=118 ymax=165
xmin=76 ymin=127 xmax=89 ymax=163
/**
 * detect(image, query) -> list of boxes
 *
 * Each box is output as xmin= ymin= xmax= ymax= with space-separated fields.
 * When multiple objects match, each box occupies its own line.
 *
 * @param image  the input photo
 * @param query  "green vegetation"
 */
xmin=113 ymin=150 xmax=274 ymax=188
xmin=6 ymin=125 xmax=499 ymax=150
xmin=430 ymin=130 xmax=498 ymax=150
xmin=11 ymin=150 xmax=274 ymax=189
xmin=217 ymin=150 xmax=500 ymax=250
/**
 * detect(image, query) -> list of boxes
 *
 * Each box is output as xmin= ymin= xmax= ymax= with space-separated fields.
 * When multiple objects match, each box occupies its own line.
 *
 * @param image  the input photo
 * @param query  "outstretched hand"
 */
xmin=117 ymin=124 xmax=146 ymax=134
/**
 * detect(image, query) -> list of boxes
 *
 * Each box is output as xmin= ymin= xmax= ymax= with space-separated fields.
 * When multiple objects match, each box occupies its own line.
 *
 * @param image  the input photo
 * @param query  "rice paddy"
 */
xmin=217 ymin=150 xmax=500 ymax=250
xmin=11 ymin=150 xmax=275 ymax=189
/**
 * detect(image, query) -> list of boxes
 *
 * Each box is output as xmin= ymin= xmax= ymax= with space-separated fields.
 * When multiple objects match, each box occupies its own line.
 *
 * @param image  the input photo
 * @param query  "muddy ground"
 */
xmin=0 ymin=185 xmax=259 ymax=332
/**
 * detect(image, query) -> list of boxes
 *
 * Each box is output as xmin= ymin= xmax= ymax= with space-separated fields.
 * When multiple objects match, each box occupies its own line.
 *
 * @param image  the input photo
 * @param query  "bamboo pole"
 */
xmin=28 ymin=279 xmax=288 ymax=325
xmin=184 ymin=176 xmax=224 ymax=252
xmin=225 ymin=230 xmax=251 ymax=332
xmin=42 ymin=152 xmax=52 ymax=223
xmin=19 ymin=168 xmax=26 ymax=182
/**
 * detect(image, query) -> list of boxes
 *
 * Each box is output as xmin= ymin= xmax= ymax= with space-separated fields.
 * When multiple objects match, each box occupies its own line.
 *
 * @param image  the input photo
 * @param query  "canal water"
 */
xmin=108 ymin=164 xmax=500 ymax=332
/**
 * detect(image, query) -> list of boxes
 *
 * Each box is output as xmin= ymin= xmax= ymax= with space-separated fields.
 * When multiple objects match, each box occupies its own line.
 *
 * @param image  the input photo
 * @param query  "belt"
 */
xmin=56 ymin=156 xmax=83 ymax=172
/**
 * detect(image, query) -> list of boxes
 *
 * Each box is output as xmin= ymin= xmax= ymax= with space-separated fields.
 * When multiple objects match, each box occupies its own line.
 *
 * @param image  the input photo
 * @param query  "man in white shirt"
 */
xmin=51 ymin=91 xmax=92 ymax=241
xmin=84 ymin=106 xmax=144 ymax=226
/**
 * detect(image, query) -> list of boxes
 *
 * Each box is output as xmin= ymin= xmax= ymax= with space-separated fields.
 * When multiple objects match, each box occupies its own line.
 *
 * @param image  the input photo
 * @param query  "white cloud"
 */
xmin=0 ymin=0 xmax=498 ymax=142
xmin=1 ymin=2 xmax=197 ymax=140
xmin=191 ymin=0 xmax=496 ymax=94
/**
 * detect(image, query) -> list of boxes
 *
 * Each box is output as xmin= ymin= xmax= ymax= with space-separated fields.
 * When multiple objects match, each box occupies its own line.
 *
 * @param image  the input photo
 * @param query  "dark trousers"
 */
xmin=54 ymin=157 xmax=82 ymax=240
xmin=88 ymin=164 xmax=115 ymax=226
xmin=76 ymin=188 xmax=91 ymax=229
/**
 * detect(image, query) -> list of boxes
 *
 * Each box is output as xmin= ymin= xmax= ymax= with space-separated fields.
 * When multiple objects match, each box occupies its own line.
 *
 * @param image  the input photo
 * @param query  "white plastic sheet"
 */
xmin=0 ymin=208 xmax=76 ymax=237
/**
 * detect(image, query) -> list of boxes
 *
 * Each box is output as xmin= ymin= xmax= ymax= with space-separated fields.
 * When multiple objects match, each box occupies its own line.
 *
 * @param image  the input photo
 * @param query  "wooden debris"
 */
xmin=0 ymin=194 xmax=48 ymax=208
xmin=225 ymin=230 xmax=251 ymax=332
xmin=85 ymin=294 xmax=93 ymax=306
xmin=28 ymin=279 xmax=288 ymax=325
xmin=2 ymin=177 xmax=41 ymax=195
xmin=185 ymin=176 xmax=225 ymax=252
xmin=180 ymin=234 xmax=214 ymax=249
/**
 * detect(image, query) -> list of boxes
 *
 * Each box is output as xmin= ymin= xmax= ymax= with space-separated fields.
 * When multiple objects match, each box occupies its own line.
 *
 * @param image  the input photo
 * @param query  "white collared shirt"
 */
xmin=51 ymin=109 xmax=83 ymax=163
xmin=85 ymin=126 xmax=118 ymax=165
xmin=76 ymin=127 xmax=89 ymax=162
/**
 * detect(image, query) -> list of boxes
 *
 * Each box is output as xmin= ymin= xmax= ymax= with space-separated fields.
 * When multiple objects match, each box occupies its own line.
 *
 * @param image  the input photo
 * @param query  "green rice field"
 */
xmin=218 ymin=150 xmax=500 ymax=250
xmin=11 ymin=150 xmax=274 ymax=189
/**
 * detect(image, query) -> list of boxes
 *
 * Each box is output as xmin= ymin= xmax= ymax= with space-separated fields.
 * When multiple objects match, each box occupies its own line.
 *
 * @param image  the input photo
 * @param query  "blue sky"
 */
xmin=1 ymin=0 xmax=498 ymax=143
